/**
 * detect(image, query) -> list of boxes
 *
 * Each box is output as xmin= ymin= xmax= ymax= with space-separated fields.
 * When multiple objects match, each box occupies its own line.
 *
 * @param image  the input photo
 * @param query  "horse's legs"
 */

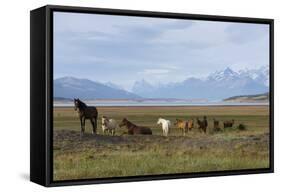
xmin=82 ymin=117 xmax=86 ymax=133
xmin=94 ymin=117 xmax=98 ymax=134
xmin=80 ymin=116 xmax=85 ymax=137
xmin=91 ymin=118 xmax=96 ymax=135
xmin=79 ymin=117 xmax=82 ymax=137
xmin=90 ymin=119 xmax=94 ymax=134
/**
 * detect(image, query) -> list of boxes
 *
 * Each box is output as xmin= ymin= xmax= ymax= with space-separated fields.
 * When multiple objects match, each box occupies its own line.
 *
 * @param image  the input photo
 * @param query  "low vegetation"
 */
xmin=237 ymin=123 xmax=247 ymax=131
xmin=223 ymin=92 xmax=269 ymax=103
xmin=53 ymin=106 xmax=270 ymax=181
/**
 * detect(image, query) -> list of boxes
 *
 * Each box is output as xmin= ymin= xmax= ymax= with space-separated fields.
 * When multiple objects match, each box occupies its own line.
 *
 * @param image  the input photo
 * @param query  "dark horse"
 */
xmin=196 ymin=116 xmax=208 ymax=133
xmin=74 ymin=98 xmax=98 ymax=136
xmin=119 ymin=118 xmax=152 ymax=135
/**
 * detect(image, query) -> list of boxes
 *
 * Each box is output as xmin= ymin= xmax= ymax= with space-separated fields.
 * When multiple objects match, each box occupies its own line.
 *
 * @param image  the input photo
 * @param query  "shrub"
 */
xmin=237 ymin=123 xmax=246 ymax=131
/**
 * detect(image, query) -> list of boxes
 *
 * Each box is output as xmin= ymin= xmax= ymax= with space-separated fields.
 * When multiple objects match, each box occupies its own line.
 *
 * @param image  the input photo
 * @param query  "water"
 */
xmin=54 ymin=100 xmax=269 ymax=107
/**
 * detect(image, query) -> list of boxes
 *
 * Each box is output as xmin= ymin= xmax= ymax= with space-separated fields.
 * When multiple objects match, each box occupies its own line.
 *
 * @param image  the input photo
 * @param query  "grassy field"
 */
xmin=53 ymin=105 xmax=270 ymax=181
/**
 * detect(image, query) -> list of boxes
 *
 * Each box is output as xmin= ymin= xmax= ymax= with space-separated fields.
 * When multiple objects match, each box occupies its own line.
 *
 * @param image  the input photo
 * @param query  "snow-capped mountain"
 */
xmin=238 ymin=66 xmax=269 ymax=87
xmin=208 ymin=67 xmax=240 ymax=82
xmin=132 ymin=79 xmax=156 ymax=97
xmin=54 ymin=77 xmax=141 ymax=99
xmin=132 ymin=66 xmax=269 ymax=100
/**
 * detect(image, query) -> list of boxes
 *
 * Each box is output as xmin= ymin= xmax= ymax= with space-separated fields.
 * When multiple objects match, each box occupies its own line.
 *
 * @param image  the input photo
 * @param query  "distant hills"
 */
xmin=53 ymin=97 xmax=72 ymax=101
xmin=54 ymin=77 xmax=141 ymax=99
xmin=132 ymin=66 xmax=269 ymax=100
xmin=223 ymin=92 xmax=269 ymax=103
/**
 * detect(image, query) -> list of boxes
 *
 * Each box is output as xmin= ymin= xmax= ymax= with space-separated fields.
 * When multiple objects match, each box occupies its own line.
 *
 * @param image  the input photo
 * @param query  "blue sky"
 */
xmin=54 ymin=12 xmax=269 ymax=91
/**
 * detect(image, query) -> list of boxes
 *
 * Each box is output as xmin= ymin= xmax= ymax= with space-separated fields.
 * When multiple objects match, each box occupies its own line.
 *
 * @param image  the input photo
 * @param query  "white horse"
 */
xmin=157 ymin=118 xmax=171 ymax=136
xmin=101 ymin=116 xmax=118 ymax=135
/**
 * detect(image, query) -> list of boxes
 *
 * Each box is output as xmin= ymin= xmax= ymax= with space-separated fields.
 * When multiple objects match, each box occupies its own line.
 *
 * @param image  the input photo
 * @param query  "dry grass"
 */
xmin=53 ymin=106 xmax=270 ymax=181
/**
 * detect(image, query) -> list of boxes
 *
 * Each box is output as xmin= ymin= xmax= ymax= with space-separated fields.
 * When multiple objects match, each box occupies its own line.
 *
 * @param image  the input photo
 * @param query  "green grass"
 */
xmin=53 ymin=106 xmax=270 ymax=181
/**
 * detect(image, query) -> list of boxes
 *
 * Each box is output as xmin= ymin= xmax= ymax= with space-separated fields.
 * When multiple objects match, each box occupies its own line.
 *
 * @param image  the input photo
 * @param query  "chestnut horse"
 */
xmin=187 ymin=119 xmax=194 ymax=131
xmin=223 ymin=119 xmax=235 ymax=128
xmin=174 ymin=119 xmax=189 ymax=136
xmin=119 ymin=118 xmax=152 ymax=135
xmin=213 ymin=118 xmax=221 ymax=132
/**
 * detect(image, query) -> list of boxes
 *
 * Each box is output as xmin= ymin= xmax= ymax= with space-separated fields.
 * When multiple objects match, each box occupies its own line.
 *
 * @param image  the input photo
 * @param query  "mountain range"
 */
xmin=132 ymin=66 xmax=269 ymax=100
xmin=54 ymin=66 xmax=269 ymax=100
xmin=54 ymin=77 xmax=141 ymax=99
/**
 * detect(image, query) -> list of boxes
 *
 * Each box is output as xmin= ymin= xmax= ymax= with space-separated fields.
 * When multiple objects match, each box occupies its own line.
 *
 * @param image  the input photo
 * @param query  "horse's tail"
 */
xmin=95 ymin=116 xmax=98 ymax=130
xmin=167 ymin=120 xmax=171 ymax=127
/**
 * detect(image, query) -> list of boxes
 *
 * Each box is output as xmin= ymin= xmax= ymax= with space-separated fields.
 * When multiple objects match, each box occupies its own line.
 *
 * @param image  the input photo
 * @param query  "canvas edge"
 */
xmin=30 ymin=5 xmax=48 ymax=186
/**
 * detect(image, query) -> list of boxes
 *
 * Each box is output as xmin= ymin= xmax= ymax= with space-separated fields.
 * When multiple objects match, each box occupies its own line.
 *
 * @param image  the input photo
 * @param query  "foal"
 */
xmin=101 ymin=116 xmax=118 ymax=135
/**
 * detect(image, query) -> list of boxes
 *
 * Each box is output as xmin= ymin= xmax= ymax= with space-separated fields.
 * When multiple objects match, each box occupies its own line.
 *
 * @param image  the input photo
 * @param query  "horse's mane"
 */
xmin=78 ymin=99 xmax=87 ymax=108
xmin=124 ymin=119 xmax=136 ymax=127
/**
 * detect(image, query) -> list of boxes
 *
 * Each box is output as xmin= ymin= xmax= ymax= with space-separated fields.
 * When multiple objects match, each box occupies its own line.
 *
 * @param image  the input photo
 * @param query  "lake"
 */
xmin=54 ymin=100 xmax=269 ymax=107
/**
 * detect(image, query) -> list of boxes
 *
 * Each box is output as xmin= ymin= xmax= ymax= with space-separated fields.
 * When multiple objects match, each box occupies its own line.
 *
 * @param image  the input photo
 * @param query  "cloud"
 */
xmin=149 ymin=20 xmax=230 ymax=49
xmin=225 ymin=23 xmax=269 ymax=44
xmin=138 ymin=69 xmax=171 ymax=75
xmin=53 ymin=12 xmax=270 ymax=90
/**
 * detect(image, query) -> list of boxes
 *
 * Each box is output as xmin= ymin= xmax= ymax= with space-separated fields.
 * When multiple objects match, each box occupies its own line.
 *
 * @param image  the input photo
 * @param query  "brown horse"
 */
xmin=224 ymin=119 xmax=235 ymax=128
xmin=74 ymin=98 xmax=98 ymax=136
xmin=213 ymin=118 xmax=221 ymax=132
xmin=196 ymin=116 xmax=208 ymax=133
xmin=187 ymin=119 xmax=194 ymax=131
xmin=174 ymin=119 xmax=189 ymax=136
xmin=119 ymin=118 xmax=152 ymax=135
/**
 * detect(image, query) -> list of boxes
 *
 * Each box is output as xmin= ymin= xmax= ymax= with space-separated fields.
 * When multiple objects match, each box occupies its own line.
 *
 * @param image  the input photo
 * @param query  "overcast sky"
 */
xmin=53 ymin=12 xmax=269 ymax=90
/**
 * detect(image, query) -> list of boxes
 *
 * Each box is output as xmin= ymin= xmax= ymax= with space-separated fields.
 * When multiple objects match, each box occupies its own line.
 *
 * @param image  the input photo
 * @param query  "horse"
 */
xmin=196 ymin=116 xmax=208 ymax=133
xmin=213 ymin=118 xmax=221 ymax=132
xmin=119 ymin=118 xmax=152 ymax=135
xmin=157 ymin=118 xmax=171 ymax=136
xmin=186 ymin=119 xmax=194 ymax=131
xmin=101 ymin=116 xmax=118 ymax=135
xmin=224 ymin=119 xmax=235 ymax=128
xmin=74 ymin=98 xmax=98 ymax=136
xmin=174 ymin=119 xmax=189 ymax=136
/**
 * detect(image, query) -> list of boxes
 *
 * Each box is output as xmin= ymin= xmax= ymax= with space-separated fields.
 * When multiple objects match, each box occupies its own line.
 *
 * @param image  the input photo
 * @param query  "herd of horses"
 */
xmin=74 ymin=98 xmax=235 ymax=137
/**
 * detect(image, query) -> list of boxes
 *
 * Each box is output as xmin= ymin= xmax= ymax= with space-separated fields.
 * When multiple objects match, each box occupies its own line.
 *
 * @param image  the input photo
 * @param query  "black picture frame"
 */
xmin=30 ymin=5 xmax=274 ymax=187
